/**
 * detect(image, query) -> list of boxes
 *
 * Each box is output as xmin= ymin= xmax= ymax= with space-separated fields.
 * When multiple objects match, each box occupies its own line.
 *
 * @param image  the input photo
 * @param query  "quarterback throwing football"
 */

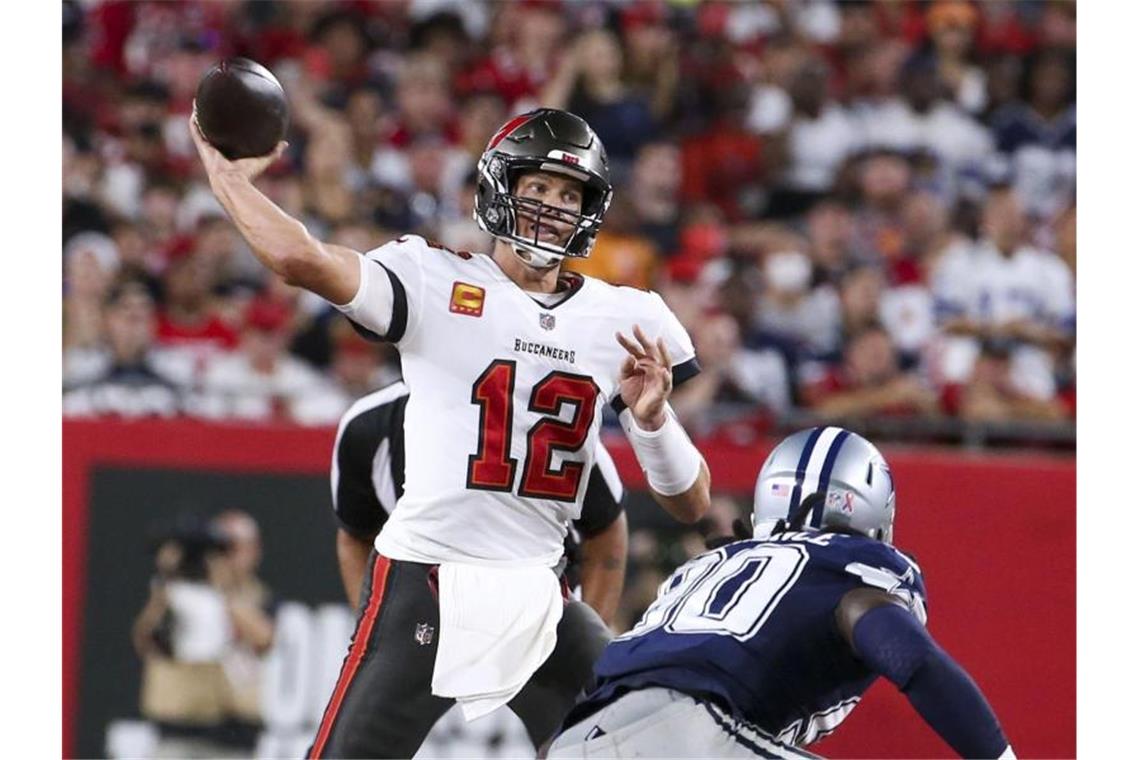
xmin=190 ymin=107 xmax=711 ymax=757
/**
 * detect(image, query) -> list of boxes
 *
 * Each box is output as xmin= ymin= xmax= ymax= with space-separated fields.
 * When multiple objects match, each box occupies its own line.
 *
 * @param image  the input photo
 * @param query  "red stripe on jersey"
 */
xmin=308 ymin=555 xmax=393 ymax=758
xmin=487 ymin=114 xmax=534 ymax=150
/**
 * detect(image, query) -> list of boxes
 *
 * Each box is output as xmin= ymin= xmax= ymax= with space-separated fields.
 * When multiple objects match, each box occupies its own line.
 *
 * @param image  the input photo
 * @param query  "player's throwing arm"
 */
xmin=188 ymin=111 xmax=366 ymax=309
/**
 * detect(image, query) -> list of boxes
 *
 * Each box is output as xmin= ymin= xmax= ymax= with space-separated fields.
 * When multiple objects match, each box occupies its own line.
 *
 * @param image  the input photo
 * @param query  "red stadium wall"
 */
xmin=63 ymin=420 xmax=1074 ymax=759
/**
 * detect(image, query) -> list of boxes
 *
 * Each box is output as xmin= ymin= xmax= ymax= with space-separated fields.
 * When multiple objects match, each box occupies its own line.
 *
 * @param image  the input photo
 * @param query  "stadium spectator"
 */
xmin=932 ymin=185 xmax=1074 ymax=403
xmin=1039 ymin=1 xmax=1077 ymax=51
xmin=618 ymin=0 xmax=680 ymax=122
xmin=680 ymin=78 xmax=772 ymax=223
xmin=671 ymin=311 xmax=792 ymax=432
xmin=195 ymin=297 xmax=346 ymax=425
xmin=326 ymin=320 xmax=400 ymax=400
xmin=627 ymin=140 xmax=683 ymax=256
xmin=754 ymin=248 xmax=841 ymax=360
xmin=802 ymin=324 xmax=939 ymax=420
xmin=836 ymin=265 xmax=885 ymax=344
xmin=64 ymin=278 xmax=182 ymax=419
xmin=854 ymin=53 xmax=992 ymax=198
xmin=926 ymin=1 xmax=987 ymax=114
xmin=308 ymin=9 xmax=373 ymax=89
xmin=64 ymin=232 xmax=121 ymax=353
xmin=459 ymin=0 xmax=566 ymax=110
xmin=155 ymin=247 xmax=238 ymax=381
xmin=848 ymin=148 xmax=913 ymax=268
xmin=407 ymin=10 xmax=474 ymax=78
xmin=767 ymin=56 xmax=862 ymax=217
xmin=543 ymin=27 xmax=658 ymax=174
xmin=982 ymin=53 xmax=1025 ymax=121
xmin=989 ymin=49 xmax=1076 ymax=221
xmin=455 ymin=89 xmax=508 ymax=162
xmin=564 ymin=195 xmax=659 ymax=290
xmin=1054 ymin=204 xmax=1076 ymax=277
xmin=803 ymin=196 xmax=855 ymax=286
xmin=943 ymin=338 xmax=1070 ymax=422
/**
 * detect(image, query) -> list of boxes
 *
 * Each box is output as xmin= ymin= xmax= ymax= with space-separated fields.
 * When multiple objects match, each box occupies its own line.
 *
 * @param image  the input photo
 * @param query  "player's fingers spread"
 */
xmin=657 ymin=338 xmax=673 ymax=368
xmin=632 ymin=324 xmax=657 ymax=358
xmin=616 ymin=331 xmax=645 ymax=359
xmin=636 ymin=358 xmax=663 ymax=378
xmin=620 ymin=354 xmax=638 ymax=376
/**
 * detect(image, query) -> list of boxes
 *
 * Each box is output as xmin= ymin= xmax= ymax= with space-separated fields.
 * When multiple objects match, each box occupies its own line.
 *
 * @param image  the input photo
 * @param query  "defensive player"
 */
xmin=330 ymin=379 xmax=628 ymax=624
xmin=550 ymin=428 xmax=1015 ymax=759
xmin=190 ymin=107 xmax=711 ymax=757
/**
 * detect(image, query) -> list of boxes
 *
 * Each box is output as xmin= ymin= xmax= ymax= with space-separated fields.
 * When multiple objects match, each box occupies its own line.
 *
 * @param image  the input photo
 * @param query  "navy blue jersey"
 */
xmin=576 ymin=530 xmax=926 ymax=746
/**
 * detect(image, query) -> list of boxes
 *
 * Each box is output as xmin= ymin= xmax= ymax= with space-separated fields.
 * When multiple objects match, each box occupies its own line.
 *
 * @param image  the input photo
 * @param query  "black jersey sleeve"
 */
xmin=573 ymin=442 xmax=625 ymax=538
xmin=331 ymin=385 xmax=410 ymax=539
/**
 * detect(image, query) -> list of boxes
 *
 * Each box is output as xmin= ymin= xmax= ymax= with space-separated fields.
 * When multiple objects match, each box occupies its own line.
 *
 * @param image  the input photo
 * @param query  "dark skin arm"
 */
xmin=835 ymin=586 xmax=909 ymax=648
xmin=577 ymin=513 xmax=628 ymax=627
xmin=337 ymin=528 xmax=377 ymax=608
xmin=836 ymin=588 xmax=1011 ymax=758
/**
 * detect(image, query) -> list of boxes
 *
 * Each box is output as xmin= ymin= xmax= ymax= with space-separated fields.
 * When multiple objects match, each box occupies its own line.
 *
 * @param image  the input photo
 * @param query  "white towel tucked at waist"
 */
xmin=430 ymin=562 xmax=564 ymax=721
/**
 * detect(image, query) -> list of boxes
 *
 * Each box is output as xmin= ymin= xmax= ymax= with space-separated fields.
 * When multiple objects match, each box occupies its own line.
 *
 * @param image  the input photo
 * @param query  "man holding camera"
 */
xmin=131 ymin=511 xmax=276 ymax=759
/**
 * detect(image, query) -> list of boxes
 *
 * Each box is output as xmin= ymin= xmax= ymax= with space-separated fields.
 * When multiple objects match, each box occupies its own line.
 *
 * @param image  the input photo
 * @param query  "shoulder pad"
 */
xmin=844 ymin=553 xmax=927 ymax=626
xmin=412 ymin=235 xmax=475 ymax=260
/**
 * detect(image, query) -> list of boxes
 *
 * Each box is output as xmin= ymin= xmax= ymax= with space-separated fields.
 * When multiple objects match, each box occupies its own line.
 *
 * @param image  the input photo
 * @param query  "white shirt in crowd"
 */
xmin=931 ymin=240 xmax=1074 ymax=399
xmin=854 ymin=99 xmax=993 ymax=182
xmin=194 ymin=353 xmax=349 ymax=425
xmin=783 ymin=104 xmax=864 ymax=193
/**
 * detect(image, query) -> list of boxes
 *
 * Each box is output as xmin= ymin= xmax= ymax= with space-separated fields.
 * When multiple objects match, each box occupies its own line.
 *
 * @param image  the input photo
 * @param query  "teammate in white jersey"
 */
xmin=190 ymin=107 xmax=711 ymax=757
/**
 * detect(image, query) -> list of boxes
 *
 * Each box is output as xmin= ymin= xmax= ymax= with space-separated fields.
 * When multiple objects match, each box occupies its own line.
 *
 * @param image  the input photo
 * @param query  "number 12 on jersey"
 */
xmin=466 ymin=359 xmax=600 ymax=503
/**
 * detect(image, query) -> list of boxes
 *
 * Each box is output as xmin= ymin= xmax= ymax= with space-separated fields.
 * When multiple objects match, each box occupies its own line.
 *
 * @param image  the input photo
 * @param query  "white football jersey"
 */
xmin=337 ymin=235 xmax=697 ymax=567
xmin=932 ymin=241 xmax=1074 ymax=398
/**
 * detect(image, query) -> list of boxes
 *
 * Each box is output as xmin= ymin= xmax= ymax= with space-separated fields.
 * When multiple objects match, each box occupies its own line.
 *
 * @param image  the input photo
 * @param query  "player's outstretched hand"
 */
xmin=617 ymin=324 xmax=672 ymax=431
xmin=189 ymin=105 xmax=287 ymax=186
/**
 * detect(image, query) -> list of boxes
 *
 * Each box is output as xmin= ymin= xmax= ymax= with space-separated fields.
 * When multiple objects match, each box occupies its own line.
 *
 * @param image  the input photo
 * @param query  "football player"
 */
xmin=550 ymin=428 xmax=1014 ymax=759
xmin=330 ymin=380 xmax=628 ymax=624
xmin=190 ymin=107 xmax=711 ymax=758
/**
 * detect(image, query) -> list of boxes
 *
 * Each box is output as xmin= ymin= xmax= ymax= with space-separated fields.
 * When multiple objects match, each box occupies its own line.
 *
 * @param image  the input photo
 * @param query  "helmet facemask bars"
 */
xmin=474 ymin=110 xmax=613 ymax=268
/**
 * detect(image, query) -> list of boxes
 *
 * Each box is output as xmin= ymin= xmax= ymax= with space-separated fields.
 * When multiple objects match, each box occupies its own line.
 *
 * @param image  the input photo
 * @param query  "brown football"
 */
xmin=194 ymin=58 xmax=289 ymax=160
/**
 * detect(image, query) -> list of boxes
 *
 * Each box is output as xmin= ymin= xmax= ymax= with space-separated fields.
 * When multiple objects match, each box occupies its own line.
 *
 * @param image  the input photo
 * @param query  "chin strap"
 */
xmin=511 ymin=243 xmax=563 ymax=270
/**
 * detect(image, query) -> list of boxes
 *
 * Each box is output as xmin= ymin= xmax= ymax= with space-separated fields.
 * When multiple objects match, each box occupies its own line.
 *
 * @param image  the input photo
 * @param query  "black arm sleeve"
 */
xmin=574 ymin=466 xmax=624 ymax=539
xmin=332 ymin=393 xmax=408 ymax=538
xmin=852 ymin=603 xmax=1010 ymax=759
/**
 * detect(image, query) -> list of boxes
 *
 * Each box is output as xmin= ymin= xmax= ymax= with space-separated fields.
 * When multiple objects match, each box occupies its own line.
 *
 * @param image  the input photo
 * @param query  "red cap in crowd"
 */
xmin=244 ymin=298 xmax=293 ymax=333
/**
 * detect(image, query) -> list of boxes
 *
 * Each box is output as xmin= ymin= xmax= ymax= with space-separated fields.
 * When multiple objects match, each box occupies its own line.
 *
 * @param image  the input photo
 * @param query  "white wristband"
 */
xmin=620 ymin=406 xmax=702 ymax=496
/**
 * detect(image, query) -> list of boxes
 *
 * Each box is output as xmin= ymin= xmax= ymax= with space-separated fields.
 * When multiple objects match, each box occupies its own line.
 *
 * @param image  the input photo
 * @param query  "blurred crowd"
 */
xmin=62 ymin=0 xmax=1076 ymax=437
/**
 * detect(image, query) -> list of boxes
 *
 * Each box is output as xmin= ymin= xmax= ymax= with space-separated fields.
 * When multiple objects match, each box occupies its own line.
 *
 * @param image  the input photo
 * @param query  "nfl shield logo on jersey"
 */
xmin=539 ymin=313 xmax=556 ymax=331
xmin=414 ymin=622 xmax=434 ymax=646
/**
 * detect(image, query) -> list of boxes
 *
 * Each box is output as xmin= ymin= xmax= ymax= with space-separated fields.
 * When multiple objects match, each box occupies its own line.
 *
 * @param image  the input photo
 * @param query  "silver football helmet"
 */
xmin=753 ymin=427 xmax=896 ymax=543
